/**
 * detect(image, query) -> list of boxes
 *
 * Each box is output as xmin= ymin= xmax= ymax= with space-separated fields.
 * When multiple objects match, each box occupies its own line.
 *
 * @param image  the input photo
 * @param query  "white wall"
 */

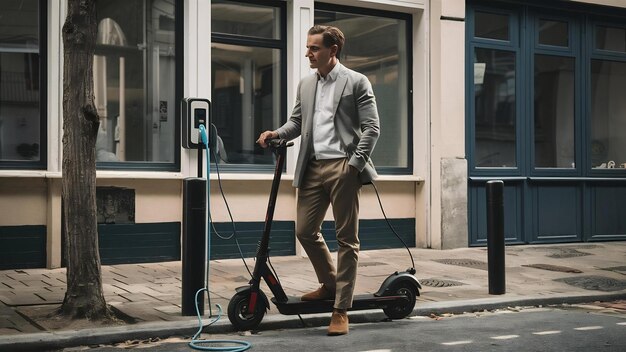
xmin=429 ymin=0 xmax=467 ymax=249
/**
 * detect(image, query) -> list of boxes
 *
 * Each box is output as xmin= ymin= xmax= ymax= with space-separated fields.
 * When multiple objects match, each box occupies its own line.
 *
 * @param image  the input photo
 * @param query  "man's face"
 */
xmin=306 ymin=33 xmax=335 ymax=71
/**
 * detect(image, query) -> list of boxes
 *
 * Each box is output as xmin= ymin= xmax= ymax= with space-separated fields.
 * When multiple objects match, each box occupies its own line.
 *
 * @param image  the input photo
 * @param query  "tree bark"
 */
xmin=61 ymin=0 xmax=111 ymax=320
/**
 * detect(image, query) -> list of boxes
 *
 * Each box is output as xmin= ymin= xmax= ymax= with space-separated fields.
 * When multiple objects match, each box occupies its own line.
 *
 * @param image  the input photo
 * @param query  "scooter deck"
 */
xmin=270 ymin=294 xmax=407 ymax=315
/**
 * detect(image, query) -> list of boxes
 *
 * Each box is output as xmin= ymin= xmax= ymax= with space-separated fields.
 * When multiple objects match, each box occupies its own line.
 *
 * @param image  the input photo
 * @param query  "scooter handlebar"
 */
xmin=267 ymin=139 xmax=294 ymax=148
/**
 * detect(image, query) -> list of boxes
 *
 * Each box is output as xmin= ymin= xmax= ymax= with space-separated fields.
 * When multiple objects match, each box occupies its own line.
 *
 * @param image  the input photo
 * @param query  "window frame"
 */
xmin=591 ymin=19 xmax=626 ymax=57
xmin=210 ymin=0 xmax=287 ymax=174
xmin=314 ymin=2 xmax=413 ymax=175
xmin=528 ymin=11 xmax=582 ymax=177
xmin=470 ymin=7 xmax=519 ymax=47
xmin=468 ymin=1 xmax=626 ymax=178
xmin=586 ymin=16 xmax=626 ymax=177
xmin=0 ymin=0 xmax=48 ymax=170
xmin=466 ymin=3 xmax=524 ymax=177
xmin=533 ymin=13 xmax=575 ymax=53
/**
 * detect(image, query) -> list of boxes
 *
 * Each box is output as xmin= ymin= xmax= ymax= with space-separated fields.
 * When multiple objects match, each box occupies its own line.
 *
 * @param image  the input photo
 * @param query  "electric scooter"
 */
xmin=227 ymin=139 xmax=421 ymax=331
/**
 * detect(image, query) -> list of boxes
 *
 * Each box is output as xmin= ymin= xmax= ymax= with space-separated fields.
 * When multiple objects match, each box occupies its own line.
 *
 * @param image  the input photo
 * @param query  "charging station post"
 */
xmin=182 ymin=178 xmax=206 ymax=315
xmin=181 ymin=98 xmax=211 ymax=316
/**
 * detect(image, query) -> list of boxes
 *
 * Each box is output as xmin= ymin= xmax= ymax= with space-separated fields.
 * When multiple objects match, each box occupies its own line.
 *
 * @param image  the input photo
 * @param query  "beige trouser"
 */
xmin=296 ymin=158 xmax=361 ymax=309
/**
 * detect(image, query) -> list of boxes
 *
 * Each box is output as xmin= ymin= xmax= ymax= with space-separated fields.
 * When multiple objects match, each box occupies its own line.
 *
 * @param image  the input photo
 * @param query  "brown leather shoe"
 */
xmin=301 ymin=285 xmax=334 ymax=301
xmin=327 ymin=310 xmax=349 ymax=336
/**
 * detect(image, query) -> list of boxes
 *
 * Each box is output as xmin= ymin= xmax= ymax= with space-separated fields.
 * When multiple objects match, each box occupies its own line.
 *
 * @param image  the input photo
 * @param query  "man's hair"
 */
xmin=308 ymin=25 xmax=345 ymax=58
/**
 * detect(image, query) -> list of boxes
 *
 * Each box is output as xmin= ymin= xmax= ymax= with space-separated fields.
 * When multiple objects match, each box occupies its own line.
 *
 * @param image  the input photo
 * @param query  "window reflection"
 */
xmin=0 ymin=0 xmax=40 ymax=162
xmin=591 ymin=59 xmax=626 ymax=169
xmin=534 ymin=54 xmax=575 ymax=168
xmin=211 ymin=0 xmax=284 ymax=168
xmin=315 ymin=9 xmax=409 ymax=168
xmin=211 ymin=44 xmax=281 ymax=165
xmin=212 ymin=0 xmax=280 ymax=40
xmin=475 ymin=11 xmax=509 ymax=41
xmin=474 ymin=48 xmax=516 ymax=167
xmin=539 ymin=20 xmax=569 ymax=47
xmin=94 ymin=0 xmax=176 ymax=164
xmin=596 ymin=25 xmax=626 ymax=53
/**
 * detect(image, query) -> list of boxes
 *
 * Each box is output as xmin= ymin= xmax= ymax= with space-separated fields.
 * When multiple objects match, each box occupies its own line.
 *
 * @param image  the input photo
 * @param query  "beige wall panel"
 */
xmin=46 ymin=178 xmax=62 ymax=268
xmin=429 ymin=0 xmax=469 ymax=249
xmin=439 ymin=19 xmax=466 ymax=158
xmin=96 ymin=179 xmax=182 ymax=223
xmin=0 ymin=178 xmax=47 ymax=225
xmin=316 ymin=182 xmax=417 ymax=221
xmin=208 ymin=180 xmax=297 ymax=223
xmin=429 ymin=0 xmax=443 ymax=249
xmin=358 ymin=182 xmax=417 ymax=220
xmin=204 ymin=180 xmax=416 ymax=223
xmin=441 ymin=0 xmax=465 ymax=18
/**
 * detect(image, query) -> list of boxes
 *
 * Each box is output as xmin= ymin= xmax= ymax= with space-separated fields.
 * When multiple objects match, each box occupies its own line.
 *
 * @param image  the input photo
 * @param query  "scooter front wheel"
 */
xmin=382 ymin=281 xmax=417 ymax=320
xmin=227 ymin=290 xmax=267 ymax=331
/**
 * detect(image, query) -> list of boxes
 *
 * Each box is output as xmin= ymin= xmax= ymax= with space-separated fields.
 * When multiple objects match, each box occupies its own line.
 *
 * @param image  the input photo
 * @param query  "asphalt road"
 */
xmin=64 ymin=304 xmax=626 ymax=352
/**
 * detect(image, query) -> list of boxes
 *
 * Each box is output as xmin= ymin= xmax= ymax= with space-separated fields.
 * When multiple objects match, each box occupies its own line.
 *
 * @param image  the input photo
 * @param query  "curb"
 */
xmin=2 ymin=292 xmax=625 ymax=351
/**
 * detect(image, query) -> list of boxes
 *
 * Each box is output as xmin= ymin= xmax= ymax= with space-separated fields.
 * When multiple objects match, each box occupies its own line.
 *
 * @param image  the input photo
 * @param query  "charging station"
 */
xmin=182 ymin=97 xmax=211 ymax=149
xmin=181 ymin=97 xmax=210 ymax=316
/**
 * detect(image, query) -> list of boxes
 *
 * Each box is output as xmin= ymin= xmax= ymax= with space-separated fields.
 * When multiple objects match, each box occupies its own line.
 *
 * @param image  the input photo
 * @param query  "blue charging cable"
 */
xmin=188 ymin=125 xmax=251 ymax=352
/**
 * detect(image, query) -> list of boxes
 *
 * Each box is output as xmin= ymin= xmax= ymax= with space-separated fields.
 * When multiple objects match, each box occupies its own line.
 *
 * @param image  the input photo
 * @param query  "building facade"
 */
xmin=0 ymin=0 xmax=624 ymax=269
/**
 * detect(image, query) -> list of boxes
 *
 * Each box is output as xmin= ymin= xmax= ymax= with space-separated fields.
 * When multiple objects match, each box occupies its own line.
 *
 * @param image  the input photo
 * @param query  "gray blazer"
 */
xmin=276 ymin=64 xmax=380 ymax=188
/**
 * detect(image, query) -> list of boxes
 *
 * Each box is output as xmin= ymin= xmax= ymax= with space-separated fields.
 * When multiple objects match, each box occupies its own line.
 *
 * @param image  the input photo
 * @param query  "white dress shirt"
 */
xmin=312 ymin=63 xmax=346 ymax=160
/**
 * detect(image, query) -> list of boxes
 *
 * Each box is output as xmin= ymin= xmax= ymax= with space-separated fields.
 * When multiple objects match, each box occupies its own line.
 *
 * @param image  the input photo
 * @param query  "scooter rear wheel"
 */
xmin=227 ymin=290 xmax=267 ymax=331
xmin=382 ymin=281 xmax=417 ymax=320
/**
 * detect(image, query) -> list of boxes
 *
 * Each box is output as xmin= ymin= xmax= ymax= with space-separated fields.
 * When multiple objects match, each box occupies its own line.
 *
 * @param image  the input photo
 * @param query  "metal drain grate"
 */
xmin=522 ymin=263 xmax=582 ymax=273
xmin=433 ymin=258 xmax=487 ymax=270
xmin=547 ymin=248 xmax=592 ymax=258
xmin=420 ymin=278 xmax=465 ymax=287
xmin=554 ymin=275 xmax=626 ymax=292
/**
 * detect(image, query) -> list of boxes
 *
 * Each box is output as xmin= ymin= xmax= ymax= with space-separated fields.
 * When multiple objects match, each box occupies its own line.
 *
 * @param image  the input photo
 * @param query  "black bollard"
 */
xmin=182 ymin=178 xmax=206 ymax=315
xmin=486 ymin=180 xmax=505 ymax=295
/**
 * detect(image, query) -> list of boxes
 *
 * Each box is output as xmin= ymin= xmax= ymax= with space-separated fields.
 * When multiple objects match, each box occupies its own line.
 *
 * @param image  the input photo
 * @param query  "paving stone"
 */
xmin=0 ymin=292 xmax=47 ymax=306
xmin=600 ymin=266 xmax=626 ymax=275
xmin=32 ymin=291 xmax=64 ymax=303
xmin=119 ymin=292 xmax=160 ymax=303
xmin=522 ymin=263 xmax=583 ymax=273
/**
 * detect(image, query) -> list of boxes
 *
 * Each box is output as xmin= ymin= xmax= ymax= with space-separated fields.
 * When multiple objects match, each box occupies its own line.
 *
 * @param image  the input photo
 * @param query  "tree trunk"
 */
xmin=61 ymin=0 xmax=111 ymax=320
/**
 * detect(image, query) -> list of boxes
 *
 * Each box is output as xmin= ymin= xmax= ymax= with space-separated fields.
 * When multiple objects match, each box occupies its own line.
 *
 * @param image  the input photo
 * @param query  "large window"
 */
xmin=0 ymin=0 xmax=45 ymax=169
xmin=470 ymin=9 xmax=518 ymax=170
xmin=315 ymin=4 xmax=412 ymax=173
xmin=94 ymin=0 xmax=180 ymax=169
xmin=211 ymin=0 xmax=286 ymax=170
xmin=468 ymin=2 xmax=626 ymax=176
xmin=473 ymin=48 xmax=517 ymax=167
xmin=533 ymin=15 xmax=576 ymax=170
xmin=534 ymin=54 xmax=575 ymax=168
xmin=590 ymin=23 xmax=626 ymax=170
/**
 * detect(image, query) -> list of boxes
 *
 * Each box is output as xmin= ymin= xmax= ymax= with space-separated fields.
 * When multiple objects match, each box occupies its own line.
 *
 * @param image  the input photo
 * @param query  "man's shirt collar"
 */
xmin=317 ymin=62 xmax=341 ymax=82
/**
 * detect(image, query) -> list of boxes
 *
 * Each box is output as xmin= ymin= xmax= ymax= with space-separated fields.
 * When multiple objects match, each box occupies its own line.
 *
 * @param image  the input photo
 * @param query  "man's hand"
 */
xmin=256 ymin=130 xmax=279 ymax=148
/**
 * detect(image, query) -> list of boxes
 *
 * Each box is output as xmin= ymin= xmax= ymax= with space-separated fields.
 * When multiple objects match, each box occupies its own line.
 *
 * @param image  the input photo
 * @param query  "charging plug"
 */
xmin=199 ymin=124 xmax=208 ymax=146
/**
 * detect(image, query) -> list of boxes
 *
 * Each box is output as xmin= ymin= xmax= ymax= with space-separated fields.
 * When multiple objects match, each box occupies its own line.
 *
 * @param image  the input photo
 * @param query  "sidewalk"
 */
xmin=1 ymin=242 xmax=625 ymax=350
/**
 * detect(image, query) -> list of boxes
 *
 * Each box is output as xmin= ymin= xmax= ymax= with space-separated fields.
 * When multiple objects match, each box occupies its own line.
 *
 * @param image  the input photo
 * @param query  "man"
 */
xmin=257 ymin=25 xmax=380 ymax=336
